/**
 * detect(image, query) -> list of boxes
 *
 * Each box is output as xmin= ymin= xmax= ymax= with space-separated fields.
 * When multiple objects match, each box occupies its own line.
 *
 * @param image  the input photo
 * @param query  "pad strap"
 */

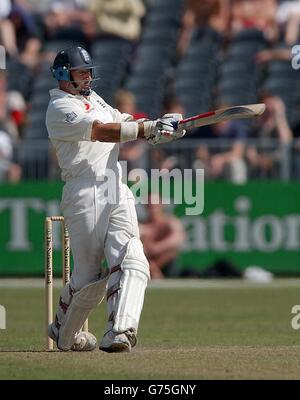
xmin=57 ymin=271 xmax=109 ymax=350
xmin=106 ymin=237 xmax=150 ymax=333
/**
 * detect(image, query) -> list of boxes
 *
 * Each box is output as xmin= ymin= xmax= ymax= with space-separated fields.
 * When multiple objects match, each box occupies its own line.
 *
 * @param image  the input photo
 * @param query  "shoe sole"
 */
xmin=99 ymin=343 xmax=130 ymax=353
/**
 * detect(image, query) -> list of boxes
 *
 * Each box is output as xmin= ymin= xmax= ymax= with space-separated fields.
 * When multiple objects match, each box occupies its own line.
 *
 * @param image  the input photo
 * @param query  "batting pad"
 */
xmin=107 ymin=237 xmax=150 ymax=333
xmin=58 ymin=271 xmax=109 ymax=350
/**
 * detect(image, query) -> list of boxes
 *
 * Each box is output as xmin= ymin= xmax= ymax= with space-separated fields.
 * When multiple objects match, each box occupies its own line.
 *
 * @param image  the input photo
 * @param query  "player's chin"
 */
xmin=81 ymin=80 xmax=91 ymax=87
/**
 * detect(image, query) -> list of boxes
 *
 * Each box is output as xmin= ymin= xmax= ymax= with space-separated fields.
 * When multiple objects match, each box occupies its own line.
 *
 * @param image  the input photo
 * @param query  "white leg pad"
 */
xmin=57 ymin=270 xmax=109 ymax=350
xmin=106 ymin=237 xmax=150 ymax=334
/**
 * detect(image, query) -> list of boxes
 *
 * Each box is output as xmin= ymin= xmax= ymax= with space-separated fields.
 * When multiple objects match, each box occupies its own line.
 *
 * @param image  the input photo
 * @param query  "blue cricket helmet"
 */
xmin=51 ymin=46 xmax=96 ymax=81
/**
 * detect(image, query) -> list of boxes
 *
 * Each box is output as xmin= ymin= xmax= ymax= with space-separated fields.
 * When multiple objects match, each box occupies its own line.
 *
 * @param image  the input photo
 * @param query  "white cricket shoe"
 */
xmin=48 ymin=323 xmax=97 ymax=351
xmin=99 ymin=329 xmax=137 ymax=353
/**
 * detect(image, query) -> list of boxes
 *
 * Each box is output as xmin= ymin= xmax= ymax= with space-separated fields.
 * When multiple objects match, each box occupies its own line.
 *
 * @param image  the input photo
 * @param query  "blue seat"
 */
xmin=91 ymin=40 xmax=131 ymax=61
xmin=228 ymin=42 xmax=266 ymax=59
xmin=232 ymin=28 xmax=266 ymax=43
xmin=43 ymin=40 xmax=80 ymax=53
xmin=142 ymin=26 xmax=179 ymax=47
xmin=146 ymin=10 xmax=181 ymax=27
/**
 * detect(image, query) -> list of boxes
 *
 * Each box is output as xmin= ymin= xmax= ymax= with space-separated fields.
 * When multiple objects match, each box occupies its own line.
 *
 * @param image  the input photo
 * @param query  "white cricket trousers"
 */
xmin=60 ymin=178 xmax=140 ymax=291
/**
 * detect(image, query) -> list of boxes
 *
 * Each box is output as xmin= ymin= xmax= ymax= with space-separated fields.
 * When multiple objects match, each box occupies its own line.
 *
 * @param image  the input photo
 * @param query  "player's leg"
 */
xmin=49 ymin=272 xmax=108 ymax=351
xmin=99 ymin=184 xmax=150 ymax=352
xmin=49 ymin=182 xmax=111 ymax=351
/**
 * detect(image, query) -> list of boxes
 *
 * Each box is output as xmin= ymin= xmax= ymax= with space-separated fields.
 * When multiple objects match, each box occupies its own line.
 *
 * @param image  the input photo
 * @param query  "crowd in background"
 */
xmin=1 ymin=0 xmax=300 ymax=278
xmin=0 ymin=0 xmax=300 ymax=184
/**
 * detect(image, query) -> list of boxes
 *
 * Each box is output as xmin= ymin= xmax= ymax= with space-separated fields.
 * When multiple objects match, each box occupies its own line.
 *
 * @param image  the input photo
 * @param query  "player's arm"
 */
xmin=91 ymin=114 xmax=186 ymax=145
xmin=91 ymin=120 xmax=145 ymax=142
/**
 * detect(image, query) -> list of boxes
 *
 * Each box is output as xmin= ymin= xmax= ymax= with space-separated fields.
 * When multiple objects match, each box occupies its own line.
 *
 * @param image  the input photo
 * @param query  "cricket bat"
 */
xmin=175 ymin=103 xmax=266 ymax=132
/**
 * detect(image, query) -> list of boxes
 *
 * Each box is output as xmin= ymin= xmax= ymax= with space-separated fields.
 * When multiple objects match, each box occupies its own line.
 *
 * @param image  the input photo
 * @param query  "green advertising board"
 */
xmin=0 ymin=181 xmax=299 ymax=276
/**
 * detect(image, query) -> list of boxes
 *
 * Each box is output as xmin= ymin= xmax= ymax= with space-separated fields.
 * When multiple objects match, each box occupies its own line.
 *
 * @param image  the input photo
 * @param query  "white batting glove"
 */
xmin=143 ymin=114 xmax=186 ymax=145
xmin=162 ymin=113 xmax=183 ymax=121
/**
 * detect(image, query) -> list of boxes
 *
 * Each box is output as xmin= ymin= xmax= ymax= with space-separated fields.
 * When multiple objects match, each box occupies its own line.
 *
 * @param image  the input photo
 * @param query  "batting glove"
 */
xmin=144 ymin=114 xmax=186 ymax=145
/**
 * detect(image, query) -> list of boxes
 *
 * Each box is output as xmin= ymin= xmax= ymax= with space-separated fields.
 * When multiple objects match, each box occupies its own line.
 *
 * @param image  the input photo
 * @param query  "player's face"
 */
xmin=71 ymin=69 xmax=92 ymax=90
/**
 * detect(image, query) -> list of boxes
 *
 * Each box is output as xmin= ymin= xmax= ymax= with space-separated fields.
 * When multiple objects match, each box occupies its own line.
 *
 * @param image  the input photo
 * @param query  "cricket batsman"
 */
xmin=45 ymin=46 xmax=185 ymax=352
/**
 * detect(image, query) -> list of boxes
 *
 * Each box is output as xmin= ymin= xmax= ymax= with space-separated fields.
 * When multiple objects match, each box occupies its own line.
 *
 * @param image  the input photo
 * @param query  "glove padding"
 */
xmin=144 ymin=113 xmax=186 ymax=145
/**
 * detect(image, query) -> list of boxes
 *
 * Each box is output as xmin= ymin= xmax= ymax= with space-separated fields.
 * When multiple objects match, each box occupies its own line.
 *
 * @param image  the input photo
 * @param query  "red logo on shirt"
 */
xmin=84 ymin=103 xmax=90 ymax=111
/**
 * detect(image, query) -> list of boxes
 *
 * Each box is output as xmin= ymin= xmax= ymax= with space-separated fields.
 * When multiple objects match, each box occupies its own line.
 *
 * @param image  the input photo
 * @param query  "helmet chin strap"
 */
xmin=65 ymin=69 xmax=101 ymax=96
xmin=68 ymin=71 xmax=93 ymax=96
xmin=68 ymin=80 xmax=92 ymax=96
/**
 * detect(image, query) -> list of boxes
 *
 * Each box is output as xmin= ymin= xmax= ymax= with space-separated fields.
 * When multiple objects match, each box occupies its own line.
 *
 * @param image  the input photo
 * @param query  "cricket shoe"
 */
xmin=99 ymin=329 xmax=137 ymax=353
xmin=48 ymin=323 xmax=97 ymax=351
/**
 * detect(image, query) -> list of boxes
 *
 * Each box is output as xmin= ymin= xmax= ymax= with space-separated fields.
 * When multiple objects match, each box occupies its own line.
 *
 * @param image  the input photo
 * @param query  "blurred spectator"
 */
xmin=0 ymin=1 xmax=42 ymax=103
xmin=192 ymin=119 xmax=249 ymax=183
xmin=192 ymin=96 xmax=293 ymax=180
xmin=43 ymin=0 xmax=94 ymax=42
xmin=188 ymin=0 xmax=231 ymax=33
xmin=246 ymin=95 xmax=293 ymax=178
xmin=231 ymin=0 xmax=278 ymax=41
xmin=22 ymin=0 xmax=52 ymax=14
xmin=256 ymin=95 xmax=293 ymax=144
xmin=139 ymin=194 xmax=186 ymax=279
xmin=7 ymin=90 xmax=27 ymax=140
xmin=0 ymin=0 xmax=41 ymax=72
xmin=0 ymin=64 xmax=27 ymax=145
xmin=177 ymin=5 xmax=196 ymax=58
xmin=88 ymin=0 xmax=145 ymax=43
xmin=0 ymin=128 xmax=22 ymax=182
xmin=0 ymin=71 xmax=22 ymax=182
xmin=210 ymin=121 xmax=248 ymax=183
xmin=0 ymin=0 xmax=12 ymax=16
xmin=115 ymin=89 xmax=148 ymax=120
xmin=277 ymin=0 xmax=300 ymax=44
xmin=0 ymin=0 xmax=18 ymax=57
xmin=245 ymin=145 xmax=274 ymax=178
xmin=198 ymin=96 xmax=292 ymax=181
xmin=193 ymin=144 xmax=211 ymax=175
xmin=120 ymin=141 xmax=147 ymax=173
xmin=277 ymin=0 xmax=300 ymax=23
xmin=8 ymin=0 xmax=42 ymax=68
xmin=117 ymin=89 xmax=148 ymax=172
xmin=178 ymin=0 xmax=231 ymax=57
xmin=293 ymin=134 xmax=300 ymax=179
xmin=0 ymin=72 xmax=7 ymax=123
xmin=149 ymin=147 xmax=168 ymax=171
xmin=0 ymin=0 xmax=297 ymax=184
xmin=256 ymin=47 xmax=292 ymax=64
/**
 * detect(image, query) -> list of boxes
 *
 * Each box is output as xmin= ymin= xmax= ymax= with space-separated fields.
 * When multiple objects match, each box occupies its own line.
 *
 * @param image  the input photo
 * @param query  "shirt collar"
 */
xmin=49 ymin=88 xmax=93 ymax=100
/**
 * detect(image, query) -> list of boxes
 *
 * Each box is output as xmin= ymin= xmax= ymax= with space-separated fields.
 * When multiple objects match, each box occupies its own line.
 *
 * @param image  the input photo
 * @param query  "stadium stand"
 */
xmin=175 ymin=27 xmax=221 ymax=116
xmin=125 ymin=0 xmax=184 ymax=117
xmin=91 ymin=39 xmax=132 ymax=105
xmin=0 ymin=0 xmax=299 ymax=181
xmin=218 ymin=28 xmax=267 ymax=107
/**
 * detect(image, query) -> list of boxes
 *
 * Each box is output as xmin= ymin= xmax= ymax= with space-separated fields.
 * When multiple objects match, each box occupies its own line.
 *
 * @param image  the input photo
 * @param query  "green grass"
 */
xmin=1 ymin=282 xmax=300 ymax=379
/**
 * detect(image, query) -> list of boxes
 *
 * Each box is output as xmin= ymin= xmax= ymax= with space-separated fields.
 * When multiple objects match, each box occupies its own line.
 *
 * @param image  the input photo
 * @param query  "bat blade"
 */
xmin=178 ymin=103 xmax=266 ymax=131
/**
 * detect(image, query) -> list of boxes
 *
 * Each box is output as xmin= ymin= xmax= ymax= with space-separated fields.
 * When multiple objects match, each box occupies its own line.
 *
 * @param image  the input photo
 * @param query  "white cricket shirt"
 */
xmin=46 ymin=88 xmax=132 ymax=181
